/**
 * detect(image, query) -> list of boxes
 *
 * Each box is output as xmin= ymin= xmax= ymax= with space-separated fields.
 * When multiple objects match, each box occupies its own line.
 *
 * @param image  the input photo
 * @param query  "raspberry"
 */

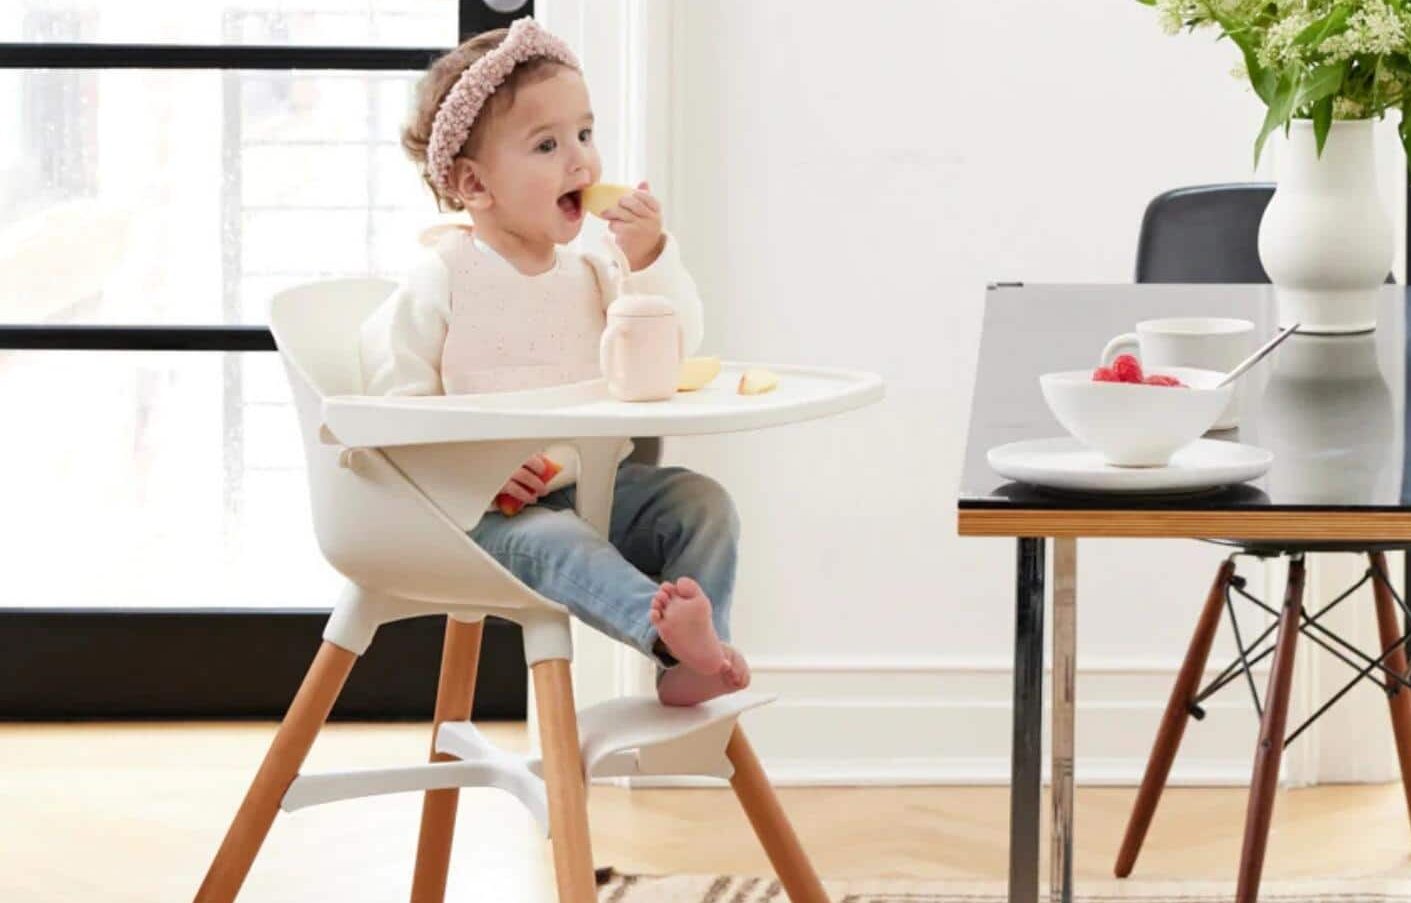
xmin=1092 ymin=366 xmax=1120 ymax=382
xmin=1111 ymin=354 xmax=1143 ymax=383
xmin=1143 ymin=374 xmax=1185 ymax=388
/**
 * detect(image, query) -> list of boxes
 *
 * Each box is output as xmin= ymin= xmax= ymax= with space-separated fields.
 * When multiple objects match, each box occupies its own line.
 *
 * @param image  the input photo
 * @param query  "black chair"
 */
xmin=1116 ymin=184 xmax=1411 ymax=903
xmin=1136 ymin=183 xmax=1275 ymax=284
xmin=628 ymin=436 xmax=661 ymax=466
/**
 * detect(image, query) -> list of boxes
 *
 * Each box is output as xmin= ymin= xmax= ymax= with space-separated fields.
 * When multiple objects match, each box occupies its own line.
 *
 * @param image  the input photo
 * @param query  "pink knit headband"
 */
xmin=426 ymin=17 xmax=580 ymax=194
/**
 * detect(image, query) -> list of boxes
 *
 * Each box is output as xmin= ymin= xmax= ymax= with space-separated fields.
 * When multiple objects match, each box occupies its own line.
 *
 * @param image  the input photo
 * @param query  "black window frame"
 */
xmin=0 ymin=1 xmax=532 ymax=721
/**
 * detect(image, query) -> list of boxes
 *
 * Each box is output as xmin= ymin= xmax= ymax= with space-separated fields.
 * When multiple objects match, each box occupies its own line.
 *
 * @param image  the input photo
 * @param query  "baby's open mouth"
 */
xmin=558 ymin=190 xmax=583 ymax=218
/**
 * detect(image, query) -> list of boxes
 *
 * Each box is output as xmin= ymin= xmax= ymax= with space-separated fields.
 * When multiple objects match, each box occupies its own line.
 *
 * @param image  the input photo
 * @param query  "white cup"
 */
xmin=1099 ymin=317 xmax=1255 ymax=430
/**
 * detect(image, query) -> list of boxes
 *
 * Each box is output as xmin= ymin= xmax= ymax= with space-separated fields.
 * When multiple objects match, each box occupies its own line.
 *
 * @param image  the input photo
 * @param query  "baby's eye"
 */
xmin=536 ymin=137 xmax=557 ymax=154
xmin=578 ymin=127 xmax=593 ymax=144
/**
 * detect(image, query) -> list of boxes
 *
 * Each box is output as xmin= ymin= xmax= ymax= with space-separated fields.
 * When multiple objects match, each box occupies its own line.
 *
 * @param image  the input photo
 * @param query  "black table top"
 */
xmin=958 ymin=284 xmax=1410 ymax=514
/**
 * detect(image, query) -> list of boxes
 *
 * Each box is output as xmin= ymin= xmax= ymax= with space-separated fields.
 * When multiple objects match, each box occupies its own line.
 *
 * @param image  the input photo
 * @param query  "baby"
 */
xmin=359 ymin=18 xmax=749 ymax=706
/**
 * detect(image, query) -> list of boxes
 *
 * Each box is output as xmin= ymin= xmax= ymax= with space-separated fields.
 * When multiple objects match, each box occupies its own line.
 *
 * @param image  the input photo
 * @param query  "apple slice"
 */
xmin=582 ymin=183 xmax=633 ymax=218
xmin=737 ymin=368 xmax=779 ymax=396
xmin=494 ymin=457 xmax=564 ymax=517
xmin=677 ymin=356 xmax=722 ymax=392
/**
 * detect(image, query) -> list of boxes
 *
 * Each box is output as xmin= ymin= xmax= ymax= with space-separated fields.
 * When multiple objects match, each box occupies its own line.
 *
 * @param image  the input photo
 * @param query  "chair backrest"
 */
xmin=1135 ymin=183 xmax=1275 ymax=284
xmin=267 ymin=278 xmax=560 ymax=616
xmin=269 ymin=277 xmax=394 ymax=397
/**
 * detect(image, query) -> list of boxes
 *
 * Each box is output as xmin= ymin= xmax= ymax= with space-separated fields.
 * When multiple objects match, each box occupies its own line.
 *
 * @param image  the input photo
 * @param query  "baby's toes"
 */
xmin=674 ymin=576 xmax=703 ymax=599
xmin=724 ymin=648 xmax=751 ymax=688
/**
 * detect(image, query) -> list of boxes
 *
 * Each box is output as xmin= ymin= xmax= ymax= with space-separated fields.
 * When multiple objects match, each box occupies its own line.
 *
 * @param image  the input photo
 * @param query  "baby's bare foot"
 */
xmin=648 ymin=576 xmax=727 ymax=676
xmin=657 ymin=645 xmax=751 ymax=707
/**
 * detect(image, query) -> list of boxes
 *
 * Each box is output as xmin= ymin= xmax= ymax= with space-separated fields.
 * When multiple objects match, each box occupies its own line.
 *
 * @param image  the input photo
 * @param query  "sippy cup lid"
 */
xmin=610 ymin=294 xmax=677 ymax=318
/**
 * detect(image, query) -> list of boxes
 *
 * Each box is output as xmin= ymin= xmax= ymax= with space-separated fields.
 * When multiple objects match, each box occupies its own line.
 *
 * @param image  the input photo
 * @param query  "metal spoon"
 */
xmin=1216 ymin=323 xmax=1301 ymax=388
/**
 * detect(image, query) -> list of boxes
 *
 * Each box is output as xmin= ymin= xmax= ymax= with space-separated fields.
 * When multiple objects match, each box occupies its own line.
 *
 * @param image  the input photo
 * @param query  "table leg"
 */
xmin=1010 ymin=537 xmax=1046 ymax=903
xmin=1051 ymin=538 xmax=1076 ymax=903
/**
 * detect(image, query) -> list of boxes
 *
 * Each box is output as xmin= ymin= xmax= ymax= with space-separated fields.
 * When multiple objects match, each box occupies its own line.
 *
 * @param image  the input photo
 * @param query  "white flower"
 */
xmin=1319 ymin=0 xmax=1406 ymax=60
xmin=1156 ymin=0 xmax=1187 ymax=35
xmin=1258 ymin=12 xmax=1313 ymax=67
xmin=1334 ymin=96 xmax=1368 ymax=118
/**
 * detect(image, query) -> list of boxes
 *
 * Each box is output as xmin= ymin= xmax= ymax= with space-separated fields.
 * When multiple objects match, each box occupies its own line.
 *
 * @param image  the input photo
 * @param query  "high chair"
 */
xmin=193 ymin=278 xmax=833 ymax=903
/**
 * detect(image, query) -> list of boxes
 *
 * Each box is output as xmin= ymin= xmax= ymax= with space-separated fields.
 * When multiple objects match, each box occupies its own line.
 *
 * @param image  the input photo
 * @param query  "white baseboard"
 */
xmin=628 ymin=657 xmax=1267 ymax=788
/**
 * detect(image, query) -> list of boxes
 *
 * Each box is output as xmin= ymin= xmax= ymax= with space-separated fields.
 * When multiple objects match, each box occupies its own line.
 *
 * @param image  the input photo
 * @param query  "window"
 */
xmin=0 ymin=1 xmax=532 ymax=717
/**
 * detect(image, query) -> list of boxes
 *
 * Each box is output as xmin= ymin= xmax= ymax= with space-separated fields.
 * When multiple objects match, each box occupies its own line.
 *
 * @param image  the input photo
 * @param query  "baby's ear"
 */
xmin=450 ymin=157 xmax=492 ymax=212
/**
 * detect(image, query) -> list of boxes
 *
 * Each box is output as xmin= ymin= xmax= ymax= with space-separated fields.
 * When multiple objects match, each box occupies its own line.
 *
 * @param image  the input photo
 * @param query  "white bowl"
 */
xmin=1039 ymin=367 xmax=1233 ymax=467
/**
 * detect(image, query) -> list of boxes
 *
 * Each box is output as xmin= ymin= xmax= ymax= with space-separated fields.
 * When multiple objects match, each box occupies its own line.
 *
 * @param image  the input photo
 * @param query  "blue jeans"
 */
xmin=469 ymin=462 xmax=740 ymax=666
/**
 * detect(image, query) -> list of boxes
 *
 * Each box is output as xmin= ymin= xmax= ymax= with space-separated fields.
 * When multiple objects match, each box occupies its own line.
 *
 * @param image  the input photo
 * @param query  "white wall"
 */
xmin=645 ymin=0 xmax=1409 ymax=785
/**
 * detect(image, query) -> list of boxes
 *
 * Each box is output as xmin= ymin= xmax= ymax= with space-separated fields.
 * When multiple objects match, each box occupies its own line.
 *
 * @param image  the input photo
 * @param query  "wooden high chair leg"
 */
xmin=1370 ymin=552 xmax=1411 ymax=836
xmin=725 ymin=727 xmax=829 ymax=903
xmin=410 ymin=618 xmax=485 ymax=903
xmin=195 ymin=641 xmax=358 ymax=903
xmin=1235 ymin=556 xmax=1305 ymax=903
xmin=1115 ymin=558 xmax=1236 ymax=878
xmin=532 ymin=659 xmax=597 ymax=903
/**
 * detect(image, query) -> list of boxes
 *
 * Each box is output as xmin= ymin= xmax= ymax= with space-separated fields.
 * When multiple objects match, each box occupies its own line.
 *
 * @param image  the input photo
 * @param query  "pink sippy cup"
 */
xmin=599 ymin=295 xmax=682 ymax=402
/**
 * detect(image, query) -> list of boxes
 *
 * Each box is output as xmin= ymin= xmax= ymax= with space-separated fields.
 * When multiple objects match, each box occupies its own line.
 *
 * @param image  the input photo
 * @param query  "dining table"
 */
xmin=956 ymin=282 xmax=1411 ymax=903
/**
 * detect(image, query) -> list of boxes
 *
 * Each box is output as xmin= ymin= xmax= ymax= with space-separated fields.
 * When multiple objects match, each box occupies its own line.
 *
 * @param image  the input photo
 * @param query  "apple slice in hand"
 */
xmin=677 ymin=356 xmax=722 ymax=392
xmin=494 ymin=458 xmax=564 ymax=517
xmin=737 ymin=368 xmax=779 ymax=396
xmin=582 ymin=183 xmax=633 ymax=218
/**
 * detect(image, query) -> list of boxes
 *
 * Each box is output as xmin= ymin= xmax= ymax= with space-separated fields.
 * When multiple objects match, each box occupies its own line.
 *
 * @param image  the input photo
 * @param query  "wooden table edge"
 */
xmin=957 ymin=508 xmax=1411 ymax=541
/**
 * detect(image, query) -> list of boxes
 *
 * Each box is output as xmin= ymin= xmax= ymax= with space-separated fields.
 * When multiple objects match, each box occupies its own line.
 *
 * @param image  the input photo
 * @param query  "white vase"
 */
xmin=1257 ymin=119 xmax=1392 ymax=334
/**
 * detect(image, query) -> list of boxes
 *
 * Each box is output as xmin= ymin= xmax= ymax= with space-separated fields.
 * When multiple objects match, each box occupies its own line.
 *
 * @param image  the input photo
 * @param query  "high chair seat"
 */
xmin=193 ymin=278 xmax=884 ymax=903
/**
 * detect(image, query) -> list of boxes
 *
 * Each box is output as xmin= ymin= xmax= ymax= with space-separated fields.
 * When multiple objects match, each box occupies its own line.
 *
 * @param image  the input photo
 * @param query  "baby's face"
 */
xmin=471 ymin=68 xmax=602 ymax=246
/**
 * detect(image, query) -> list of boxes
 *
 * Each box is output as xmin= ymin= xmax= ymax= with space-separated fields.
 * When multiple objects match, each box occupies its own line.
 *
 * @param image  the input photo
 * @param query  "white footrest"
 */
xmin=566 ymin=691 xmax=774 ymax=780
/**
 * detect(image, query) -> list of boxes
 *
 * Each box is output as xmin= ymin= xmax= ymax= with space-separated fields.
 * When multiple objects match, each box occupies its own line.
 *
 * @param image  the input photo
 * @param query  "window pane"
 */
xmin=0 ymin=68 xmax=440 ymax=325
xmin=0 ymin=351 xmax=343 ymax=609
xmin=0 ymin=1 xmax=477 ymax=47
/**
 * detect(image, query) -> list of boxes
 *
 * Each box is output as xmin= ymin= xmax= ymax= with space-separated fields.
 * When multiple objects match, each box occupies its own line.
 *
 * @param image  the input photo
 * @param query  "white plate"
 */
xmin=987 ymin=437 xmax=1273 ymax=494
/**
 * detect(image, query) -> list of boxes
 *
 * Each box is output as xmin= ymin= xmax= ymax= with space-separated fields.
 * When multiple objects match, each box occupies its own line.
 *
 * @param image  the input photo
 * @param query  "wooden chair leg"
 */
xmin=1115 ymin=558 xmax=1236 ymax=878
xmin=410 ymin=618 xmax=485 ymax=903
xmin=725 ymin=727 xmax=830 ymax=903
xmin=195 ymin=640 xmax=358 ymax=903
xmin=532 ymin=659 xmax=597 ymax=903
xmin=1370 ymin=552 xmax=1411 ymax=836
xmin=1235 ymin=556 xmax=1306 ymax=903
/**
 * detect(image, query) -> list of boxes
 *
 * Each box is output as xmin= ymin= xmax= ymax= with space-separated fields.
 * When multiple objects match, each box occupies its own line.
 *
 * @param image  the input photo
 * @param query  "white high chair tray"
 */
xmin=322 ymin=362 xmax=884 ymax=447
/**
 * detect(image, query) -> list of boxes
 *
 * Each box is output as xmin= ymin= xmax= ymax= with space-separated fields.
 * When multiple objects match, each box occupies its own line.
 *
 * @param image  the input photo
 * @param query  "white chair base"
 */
xmin=280 ymin=692 xmax=777 ymax=839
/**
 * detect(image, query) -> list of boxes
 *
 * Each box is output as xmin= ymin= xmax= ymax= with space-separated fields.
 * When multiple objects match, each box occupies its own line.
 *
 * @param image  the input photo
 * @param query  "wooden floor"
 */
xmin=5 ymin=722 xmax=1411 ymax=901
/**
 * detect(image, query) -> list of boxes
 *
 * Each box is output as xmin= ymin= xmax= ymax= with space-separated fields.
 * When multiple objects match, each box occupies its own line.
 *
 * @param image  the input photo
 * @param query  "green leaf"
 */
xmin=1255 ymin=72 xmax=1299 ymax=168
xmin=1295 ymin=62 xmax=1346 ymax=111
xmin=1294 ymin=4 xmax=1352 ymax=48
xmin=1312 ymin=95 xmax=1334 ymax=156
xmin=1207 ymin=9 xmax=1277 ymax=104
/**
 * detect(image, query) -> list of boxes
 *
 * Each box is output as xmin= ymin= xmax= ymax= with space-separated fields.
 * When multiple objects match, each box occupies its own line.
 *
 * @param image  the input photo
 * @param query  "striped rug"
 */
xmin=596 ymin=873 xmax=1411 ymax=902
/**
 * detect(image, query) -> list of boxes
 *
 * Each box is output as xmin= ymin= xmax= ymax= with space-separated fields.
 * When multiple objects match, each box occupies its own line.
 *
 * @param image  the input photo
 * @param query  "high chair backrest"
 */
xmin=269 ymin=277 xmax=392 ymax=397
xmin=268 ymin=278 xmax=560 ymax=617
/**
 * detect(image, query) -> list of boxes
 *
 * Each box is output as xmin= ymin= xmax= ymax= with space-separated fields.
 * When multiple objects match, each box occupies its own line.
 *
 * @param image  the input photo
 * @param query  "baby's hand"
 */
xmin=602 ymin=181 xmax=666 ymax=271
xmin=498 ymin=454 xmax=553 ymax=509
